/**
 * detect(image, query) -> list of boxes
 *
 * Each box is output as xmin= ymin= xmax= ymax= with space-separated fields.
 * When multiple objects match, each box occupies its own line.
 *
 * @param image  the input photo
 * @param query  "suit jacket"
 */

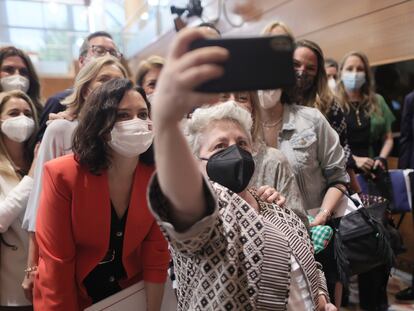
xmin=0 ymin=172 xmax=33 ymax=306
xmin=399 ymin=90 xmax=414 ymax=169
xmin=36 ymin=88 xmax=72 ymax=143
xmin=34 ymin=154 xmax=169 ymax=311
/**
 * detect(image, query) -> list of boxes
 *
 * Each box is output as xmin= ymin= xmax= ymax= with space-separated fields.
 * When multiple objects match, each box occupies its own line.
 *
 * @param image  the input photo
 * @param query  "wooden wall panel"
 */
xmin=300 ymin=0 xmax=414 ymax=65
xmin=227 ymin=0 xmax=406 ymax=37
xmin=129 ymin=0 xmax=414 ymax=71
xmin=39 ymin=76 xmax=73 ymax=103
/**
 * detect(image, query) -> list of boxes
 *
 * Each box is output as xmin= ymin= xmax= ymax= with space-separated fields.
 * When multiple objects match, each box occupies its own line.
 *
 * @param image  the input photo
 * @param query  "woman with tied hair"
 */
xmin=135 ymin=55 xmax=165 ymax=99
xmin=21 ymin=55 xmax=127 ymax=301
xmin=0 ymin=47 xmax=43 ymax=117
xmin=34 ymin=78 xmax=169 ymax=310
xmin=218 ymin=91 xmax=308 ymax=226
xmin=256 ymin=25 xmax=349 ymax=307
xmin=337 ymin=51 xmax=395 ymax=311
xmin=149 ymin=27 xmax=336 ymax=311
xmin=0 ymin=90 xmax=39 ymax=310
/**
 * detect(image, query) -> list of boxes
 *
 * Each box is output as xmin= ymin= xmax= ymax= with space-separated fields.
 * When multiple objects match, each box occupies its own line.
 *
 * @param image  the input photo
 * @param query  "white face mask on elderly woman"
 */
xmin=0 ymin=75 xmax=30 ymax=93
xmin=108 ymin=118 xmax=153 ymax=158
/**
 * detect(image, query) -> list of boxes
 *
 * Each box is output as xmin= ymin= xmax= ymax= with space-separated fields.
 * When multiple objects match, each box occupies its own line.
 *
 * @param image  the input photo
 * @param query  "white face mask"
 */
xmin=146 ymin=93 xmax=154 ymax=104
xmin=258 ymin=89 xmax=282 ymax=109
xmin=0 ymin=75 xmax=30 ymax=93
xmin=1 ymin=115 xmax=35 ymax=143
xmin=108 ymin=118 xmax=153 ymax=158
xmin=328 ymin=78 xmax=337 ymax=91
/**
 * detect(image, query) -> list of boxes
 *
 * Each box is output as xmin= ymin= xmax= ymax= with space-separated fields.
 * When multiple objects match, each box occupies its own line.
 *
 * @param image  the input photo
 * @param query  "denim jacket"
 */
xmin=278 ymin=104 xmax=349 ymax=210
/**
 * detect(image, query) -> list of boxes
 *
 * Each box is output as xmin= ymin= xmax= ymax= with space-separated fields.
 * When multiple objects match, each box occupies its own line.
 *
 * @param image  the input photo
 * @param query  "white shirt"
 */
xmin=22 ymin=119 xmax=78 ymax=232
xmin=287 ymin=255 xmax=314 ymax=311
xmin=0 ymin=171 xmax=33 ymax=306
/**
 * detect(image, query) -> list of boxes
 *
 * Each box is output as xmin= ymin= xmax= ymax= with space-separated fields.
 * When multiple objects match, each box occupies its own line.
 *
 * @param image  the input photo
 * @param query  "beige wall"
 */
xmin=129 ymin=0 xmax=414 ymax=72
xmin=39 ymin=76 xmax=73 ymax=102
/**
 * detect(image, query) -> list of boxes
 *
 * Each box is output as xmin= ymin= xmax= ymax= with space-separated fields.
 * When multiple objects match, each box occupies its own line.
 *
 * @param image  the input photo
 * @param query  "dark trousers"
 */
xmin=358 ymin=264 xmax=390 ymax=311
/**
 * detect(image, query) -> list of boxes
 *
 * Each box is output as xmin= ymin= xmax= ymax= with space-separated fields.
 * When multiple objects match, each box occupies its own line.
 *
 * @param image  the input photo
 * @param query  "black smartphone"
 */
xmin=189 ymin=35 xmax=295 ymax=93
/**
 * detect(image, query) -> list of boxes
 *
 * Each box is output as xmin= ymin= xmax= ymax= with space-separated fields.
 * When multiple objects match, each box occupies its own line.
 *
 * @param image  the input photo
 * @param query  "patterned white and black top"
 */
xmin=148 ymin=175 xmax=329 ymax=310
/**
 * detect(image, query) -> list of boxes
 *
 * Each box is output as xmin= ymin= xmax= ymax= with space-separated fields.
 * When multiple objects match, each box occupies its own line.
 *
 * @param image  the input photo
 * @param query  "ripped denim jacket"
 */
xmin=278 ymin=105 xmax=349 ymax=210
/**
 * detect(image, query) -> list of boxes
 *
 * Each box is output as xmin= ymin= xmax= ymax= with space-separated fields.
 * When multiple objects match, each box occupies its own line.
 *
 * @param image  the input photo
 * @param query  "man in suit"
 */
xmin=36 ymin=31 xmax=122 ymax=142
xmin=397 ymin=89 xmax=414 ymax=302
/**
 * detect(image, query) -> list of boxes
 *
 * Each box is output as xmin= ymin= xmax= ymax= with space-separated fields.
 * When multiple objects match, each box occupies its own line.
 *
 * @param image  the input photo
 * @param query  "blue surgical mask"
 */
xmin=341 ymin=72 xmax=366 ymax=92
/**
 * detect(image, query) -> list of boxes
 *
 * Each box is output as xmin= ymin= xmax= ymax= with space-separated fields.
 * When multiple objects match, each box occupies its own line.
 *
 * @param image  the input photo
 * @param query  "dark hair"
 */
xmin=325 ymin=58 xmax=338 ymax=70
xmin=0 ymin=46 xmax=43 ymax=116
xmin=197 ymin=22 xmax=221 ymax=35
xmin=290 ymin=39 xmax=334 ymax=115
xmin=79 ymin=31 xmax=114 ymax=58
xmin=72 ymin=78 xmax=151 ymax=175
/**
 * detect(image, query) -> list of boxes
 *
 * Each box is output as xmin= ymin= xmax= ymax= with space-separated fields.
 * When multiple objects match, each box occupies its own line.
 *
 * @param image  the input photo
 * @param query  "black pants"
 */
xmin=358 ymin=264 xmax=390 ymax=311
xmin=315 ymin=233 xmax=338 ymax=302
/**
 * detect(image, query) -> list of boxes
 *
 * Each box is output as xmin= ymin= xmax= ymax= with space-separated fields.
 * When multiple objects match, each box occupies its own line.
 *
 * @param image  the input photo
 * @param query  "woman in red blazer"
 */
xmin=34 ymin=78 xmax=169 ymax=311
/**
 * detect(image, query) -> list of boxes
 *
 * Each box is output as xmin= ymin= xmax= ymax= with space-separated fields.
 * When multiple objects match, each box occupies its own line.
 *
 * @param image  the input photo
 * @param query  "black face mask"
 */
xmin=201 ymin=144 xmax=255 ymax=193
xmin=287 ymin=71 xmax=315 ymax=103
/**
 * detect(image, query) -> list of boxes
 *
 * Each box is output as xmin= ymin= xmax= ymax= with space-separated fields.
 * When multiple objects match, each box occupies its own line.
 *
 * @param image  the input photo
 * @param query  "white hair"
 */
xmin=185 ymin=100 xmax=253 ymax=155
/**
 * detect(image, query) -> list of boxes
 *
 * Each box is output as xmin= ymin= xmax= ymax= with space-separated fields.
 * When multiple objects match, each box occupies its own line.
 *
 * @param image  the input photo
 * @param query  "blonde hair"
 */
xmin=261 ymin=21 xmax=295 ymax=39
xmin=61 ymin=55 xmax=128 ymax=116
xmin=0 ymin=90 xmax=39 ymax=178
xmin=135 ymin=55 xmax=165 ymax=87
xmin=247 ymin=91 xmax=262 ymax=141
xmin=336 ymin=51 xmax=380 ymax=116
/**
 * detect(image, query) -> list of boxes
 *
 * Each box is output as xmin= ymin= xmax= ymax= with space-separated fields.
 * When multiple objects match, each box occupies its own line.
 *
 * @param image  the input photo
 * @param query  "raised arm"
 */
xmin=151 ymin=28 xmax=228 ymax=231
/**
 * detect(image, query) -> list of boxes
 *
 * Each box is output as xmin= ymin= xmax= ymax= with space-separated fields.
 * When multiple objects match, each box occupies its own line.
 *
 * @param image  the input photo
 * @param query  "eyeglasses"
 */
xmin=0 ymin=65 xmax=29 ymax=77
xmin=89 ymin=45 xmax=122 ymax=59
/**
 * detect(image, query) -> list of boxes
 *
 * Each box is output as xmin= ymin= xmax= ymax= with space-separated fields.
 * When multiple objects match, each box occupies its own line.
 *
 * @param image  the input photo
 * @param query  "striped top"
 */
xmin=258 ymin=217 xmax=313 ymax=310
xmin=149 ymin=176 xmax=330 ymax=310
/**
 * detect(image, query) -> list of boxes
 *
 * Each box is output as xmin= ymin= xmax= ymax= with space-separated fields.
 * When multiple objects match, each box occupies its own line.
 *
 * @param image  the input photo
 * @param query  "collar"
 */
xmin=280 ymin=104 xmax=296 ymax=132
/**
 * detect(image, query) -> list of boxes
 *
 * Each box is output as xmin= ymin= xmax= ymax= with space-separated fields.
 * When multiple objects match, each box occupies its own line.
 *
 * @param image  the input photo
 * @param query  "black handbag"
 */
xmin=332 ymin=190 xmax=395 ymax=285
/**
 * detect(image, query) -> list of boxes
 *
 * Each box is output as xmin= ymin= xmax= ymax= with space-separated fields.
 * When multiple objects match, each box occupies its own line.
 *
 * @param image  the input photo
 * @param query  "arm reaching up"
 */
xmin=151 ymin=28 xmax=228 ymax=231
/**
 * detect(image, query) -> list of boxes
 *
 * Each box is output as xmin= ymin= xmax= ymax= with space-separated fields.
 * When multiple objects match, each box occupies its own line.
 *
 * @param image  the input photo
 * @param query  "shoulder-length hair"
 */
xmin=0 ymin=46 xmax=43 ymax=115
xmin=61 ymin=55 xmax=128 ymax=117
xmin=336 ymin=51 xmax=380 ymax=116
xmin=0 ymin=90 xmax=39 ymax=178
xmin=72 ymin=78 xmax=150 ymax=175
xmin=295 ymin=39 xmax=334 ymax=116
xmin=135 ymin=55 xmax=165 ymax=87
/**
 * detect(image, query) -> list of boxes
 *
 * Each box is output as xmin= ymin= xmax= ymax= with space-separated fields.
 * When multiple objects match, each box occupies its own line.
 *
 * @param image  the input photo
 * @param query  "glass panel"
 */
xmin=8 ymin=28 xmax=45 ymax=51
xmin=43 ymin=2 xmax=69 ymax=29
xmin=72 ymin=6 xmax=90 ymax=32
xmin=5 ymin=0 xmax=43 ymax=28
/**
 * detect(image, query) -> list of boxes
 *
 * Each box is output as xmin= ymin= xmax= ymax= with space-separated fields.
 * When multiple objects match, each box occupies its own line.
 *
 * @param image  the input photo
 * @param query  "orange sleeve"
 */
xmin=34 ymin=164 xmax=79 ymax=311
xmin=141 ymin=220 xmax=170 ymax=283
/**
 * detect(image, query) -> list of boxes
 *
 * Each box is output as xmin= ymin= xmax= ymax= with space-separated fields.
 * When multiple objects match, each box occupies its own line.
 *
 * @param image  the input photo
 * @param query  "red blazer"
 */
xmin=34 ymin=154 xmax=169 ymax=311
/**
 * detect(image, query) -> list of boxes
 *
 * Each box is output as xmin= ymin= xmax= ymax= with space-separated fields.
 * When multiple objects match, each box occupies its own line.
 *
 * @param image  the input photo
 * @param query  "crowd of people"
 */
xmin=0 ymin=19 xmax=412 ymax=311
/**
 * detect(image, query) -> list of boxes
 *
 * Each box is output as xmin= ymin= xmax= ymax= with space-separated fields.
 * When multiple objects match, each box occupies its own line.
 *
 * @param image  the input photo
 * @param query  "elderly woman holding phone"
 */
xmin=148 ymin=27 xmax=336 ymax=311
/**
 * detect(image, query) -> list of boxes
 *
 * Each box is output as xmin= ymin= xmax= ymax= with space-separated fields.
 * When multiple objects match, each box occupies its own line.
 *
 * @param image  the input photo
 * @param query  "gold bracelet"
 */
xmin=24 ymin=266 xmax=38 ymax=277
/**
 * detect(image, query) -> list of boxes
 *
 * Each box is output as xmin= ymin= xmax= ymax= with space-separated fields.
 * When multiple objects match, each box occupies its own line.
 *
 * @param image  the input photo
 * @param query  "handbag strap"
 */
xmin=332 ymin=185 xmax=362 ymax=209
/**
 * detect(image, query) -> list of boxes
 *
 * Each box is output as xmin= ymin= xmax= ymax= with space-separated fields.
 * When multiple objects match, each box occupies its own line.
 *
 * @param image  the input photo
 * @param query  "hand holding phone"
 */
xmin=189 ymin=35 xmax=295 ymax=93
